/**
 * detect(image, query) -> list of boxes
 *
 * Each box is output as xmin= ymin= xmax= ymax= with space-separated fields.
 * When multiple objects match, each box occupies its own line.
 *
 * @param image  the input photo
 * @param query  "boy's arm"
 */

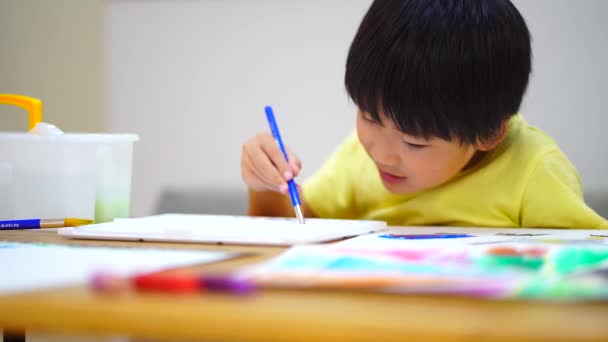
xmin=248 ymin=190 xmax=317 ymax=218
xmin=520 ymin=150 xmax=608 ymax=229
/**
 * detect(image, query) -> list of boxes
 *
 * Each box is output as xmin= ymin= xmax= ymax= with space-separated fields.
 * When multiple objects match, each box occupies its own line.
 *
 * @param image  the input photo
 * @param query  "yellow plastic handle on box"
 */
xmin=0 ymin=94 xmax=43 ymax=130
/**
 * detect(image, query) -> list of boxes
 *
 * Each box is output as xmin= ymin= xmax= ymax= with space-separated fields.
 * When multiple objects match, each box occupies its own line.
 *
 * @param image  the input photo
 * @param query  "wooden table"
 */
xmin=1 ymin=230 xmax=608 ymax=342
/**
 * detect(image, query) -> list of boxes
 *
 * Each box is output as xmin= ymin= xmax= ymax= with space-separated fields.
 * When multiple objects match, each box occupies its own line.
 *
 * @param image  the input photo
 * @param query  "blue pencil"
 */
xmin=0 ymin=218 xmax=94 ymax=230
xmin=265 ymin=105 xmax=305 ymax=224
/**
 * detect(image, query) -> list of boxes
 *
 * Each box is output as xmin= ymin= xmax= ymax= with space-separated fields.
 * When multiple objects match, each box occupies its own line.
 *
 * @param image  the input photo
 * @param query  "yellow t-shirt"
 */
xmin=303 ymin=115 xmax=608 ymax=229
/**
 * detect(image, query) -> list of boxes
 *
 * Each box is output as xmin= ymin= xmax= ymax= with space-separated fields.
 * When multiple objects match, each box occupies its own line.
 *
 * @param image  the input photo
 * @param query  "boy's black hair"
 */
xmin=345 ymin=0 xmax=531 ymax=145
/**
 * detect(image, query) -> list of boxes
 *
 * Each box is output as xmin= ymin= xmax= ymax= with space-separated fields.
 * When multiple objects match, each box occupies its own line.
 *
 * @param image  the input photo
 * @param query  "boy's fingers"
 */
xmin=242 ymin=168 xmax=265 ymax=191
xmin=241 ymin=144 xmax=282 ymax=191
xmin=241 ymin=153 xmax=271 ymax=191
xmin=249 ymin=145 xmax=288 ymax=190
xmin=260 ymin=136 xmax=293 ymax=181
xmin=290 ymin=161 xmax=300 ymax=177
xmin=286 ymin=149 xmax=302 ymax=175
xmin=243 ymin=144 xmax=285 ymax=192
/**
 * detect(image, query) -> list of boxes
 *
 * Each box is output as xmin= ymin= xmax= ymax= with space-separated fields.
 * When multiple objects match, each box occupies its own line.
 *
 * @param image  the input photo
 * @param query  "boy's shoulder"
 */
xmin=504 ymin=116 xmax=607 ymax=228
xmin=488 ymin=114 xmax=569 ymax=174
xmin=470 ymin=114 xmax=582 ymax=206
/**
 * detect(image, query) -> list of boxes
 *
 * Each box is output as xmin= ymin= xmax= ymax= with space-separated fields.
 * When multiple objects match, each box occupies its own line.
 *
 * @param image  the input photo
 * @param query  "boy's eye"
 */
xmin=404 ymin=141 xmax=428 ymax=149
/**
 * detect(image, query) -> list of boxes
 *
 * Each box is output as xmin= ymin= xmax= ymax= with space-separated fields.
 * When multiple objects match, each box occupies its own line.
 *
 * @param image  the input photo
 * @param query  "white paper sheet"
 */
xmin=0 ymin=242 xmax=236 ymax=295
xmin=59 ymin=214 xmax=387 ymax=245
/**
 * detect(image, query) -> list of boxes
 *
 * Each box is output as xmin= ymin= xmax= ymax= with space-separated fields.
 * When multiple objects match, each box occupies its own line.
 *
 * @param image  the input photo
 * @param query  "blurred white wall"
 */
xmin=0 ymin=0 xmax=104 ymax=133
xmin=105 ymin=0 xmax=368 ymax=216
xmin=105 ymin=0 xmax=608 ymax=217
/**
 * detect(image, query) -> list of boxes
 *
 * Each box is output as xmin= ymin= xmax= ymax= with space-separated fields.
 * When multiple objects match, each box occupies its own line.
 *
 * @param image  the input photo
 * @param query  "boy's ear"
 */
xmin=476 ymin=120 xmax=508 ymax=151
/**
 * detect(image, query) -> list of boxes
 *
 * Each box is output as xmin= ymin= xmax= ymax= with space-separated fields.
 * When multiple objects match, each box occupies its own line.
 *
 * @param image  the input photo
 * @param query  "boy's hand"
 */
xmin=241 ymin=132 xmax=302 ymax=194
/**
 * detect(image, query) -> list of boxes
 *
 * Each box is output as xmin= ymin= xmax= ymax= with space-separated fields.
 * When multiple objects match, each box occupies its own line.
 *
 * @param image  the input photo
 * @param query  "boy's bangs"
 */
xmin=346 ymin=43 xmax=454 ymax=142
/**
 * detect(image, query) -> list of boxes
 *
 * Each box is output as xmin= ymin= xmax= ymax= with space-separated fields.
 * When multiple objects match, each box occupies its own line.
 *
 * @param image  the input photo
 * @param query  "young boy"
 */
xmin=241 ymin=0 xmax=607 ymax=229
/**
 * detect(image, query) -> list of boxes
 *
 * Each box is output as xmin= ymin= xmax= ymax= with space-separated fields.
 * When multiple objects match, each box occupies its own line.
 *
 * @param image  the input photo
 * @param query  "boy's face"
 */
xmin=356 ymin=110 xmax=478 ymax=194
